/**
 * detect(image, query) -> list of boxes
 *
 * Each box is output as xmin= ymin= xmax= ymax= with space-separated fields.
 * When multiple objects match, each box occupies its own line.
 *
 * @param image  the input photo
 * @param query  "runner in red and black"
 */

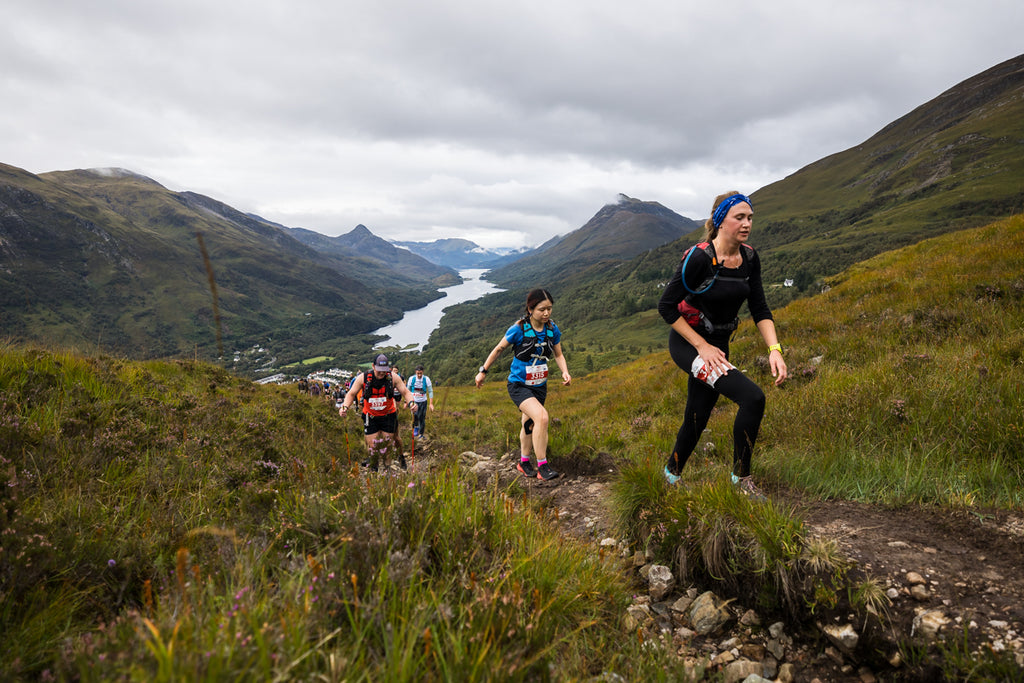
xmin=339 ymin=353 xmax=418 ymax=473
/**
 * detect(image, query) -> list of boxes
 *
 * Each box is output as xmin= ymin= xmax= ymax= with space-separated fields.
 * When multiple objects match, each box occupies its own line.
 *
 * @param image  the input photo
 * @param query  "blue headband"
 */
xmin=711 ymin=193 xmax=752 ymax=228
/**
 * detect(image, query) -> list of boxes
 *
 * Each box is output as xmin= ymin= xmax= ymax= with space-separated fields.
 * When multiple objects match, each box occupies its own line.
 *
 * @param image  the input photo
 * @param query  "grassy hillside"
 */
xmin=0 ymin=165 xmax=447 ymax=367
xmin=443 ymin=213 xmax=1024 ymax=509
xmin=0 ymin=346 xmax=637 ymax=681
xmin=2 ymin=214 xmax=1022 ymax=680
xmin=750 ymin=53 xmax=1024 ymax=284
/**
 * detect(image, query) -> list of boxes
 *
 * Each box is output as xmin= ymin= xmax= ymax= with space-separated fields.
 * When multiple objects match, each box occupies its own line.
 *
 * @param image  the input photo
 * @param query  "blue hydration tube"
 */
xmin=681 ymin=246 xmax=717 ymax=295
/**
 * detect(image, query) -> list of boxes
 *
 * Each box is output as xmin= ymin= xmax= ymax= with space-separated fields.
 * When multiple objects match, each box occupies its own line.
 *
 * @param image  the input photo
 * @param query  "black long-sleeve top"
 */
xmin=657 ymin=244 xmax=773 ymax=332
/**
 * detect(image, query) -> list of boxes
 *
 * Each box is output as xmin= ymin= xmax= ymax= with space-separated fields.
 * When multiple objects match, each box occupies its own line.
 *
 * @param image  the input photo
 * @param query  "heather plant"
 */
xmin=49 ymin=466 xmax=633 ymax=681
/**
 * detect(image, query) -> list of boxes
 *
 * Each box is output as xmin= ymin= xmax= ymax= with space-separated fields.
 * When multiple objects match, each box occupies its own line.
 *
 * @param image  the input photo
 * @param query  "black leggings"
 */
xmin=666 ymin=330 xmax=766 ymax=478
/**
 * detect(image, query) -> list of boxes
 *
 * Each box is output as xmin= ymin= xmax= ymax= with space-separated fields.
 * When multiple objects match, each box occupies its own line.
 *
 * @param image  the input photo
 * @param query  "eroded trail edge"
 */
xmin=454 ymin=444 xmax=1024 ymax=681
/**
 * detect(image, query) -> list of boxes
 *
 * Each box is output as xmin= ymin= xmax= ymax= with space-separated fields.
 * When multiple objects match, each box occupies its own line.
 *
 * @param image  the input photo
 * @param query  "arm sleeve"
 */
xmin=745 ymin=250 xmax=774 ymax=323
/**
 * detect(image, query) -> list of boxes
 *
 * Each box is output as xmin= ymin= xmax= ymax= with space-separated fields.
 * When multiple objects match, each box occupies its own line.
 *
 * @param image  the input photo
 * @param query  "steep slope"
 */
xmin=751 ymin=52 xmax=1024 ymax=283
xmin=0 ymin=165 xmax=442 ymax=361
xmin=486 ymin=194 xmax=701 ymax=288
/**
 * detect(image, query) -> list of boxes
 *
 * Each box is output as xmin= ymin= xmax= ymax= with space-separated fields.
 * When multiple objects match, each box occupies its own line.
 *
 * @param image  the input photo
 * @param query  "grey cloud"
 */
xmin=2 ymin=0 xmax=1022 ymax=247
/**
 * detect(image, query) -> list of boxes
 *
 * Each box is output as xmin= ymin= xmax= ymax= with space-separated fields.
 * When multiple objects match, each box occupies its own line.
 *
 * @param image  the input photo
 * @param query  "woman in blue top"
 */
xmin=475 ymin=288 xmax=571 ymax=481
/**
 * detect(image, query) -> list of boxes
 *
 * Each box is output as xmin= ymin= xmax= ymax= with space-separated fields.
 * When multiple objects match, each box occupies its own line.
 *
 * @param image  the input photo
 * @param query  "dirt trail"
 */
xmin=443 ymin=441 xmax=1024 ymax=679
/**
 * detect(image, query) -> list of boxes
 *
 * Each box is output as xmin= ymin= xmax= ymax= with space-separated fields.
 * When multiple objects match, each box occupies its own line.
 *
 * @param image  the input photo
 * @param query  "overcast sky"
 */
xmin=2 ymin=1 xmax=1021 ymax=249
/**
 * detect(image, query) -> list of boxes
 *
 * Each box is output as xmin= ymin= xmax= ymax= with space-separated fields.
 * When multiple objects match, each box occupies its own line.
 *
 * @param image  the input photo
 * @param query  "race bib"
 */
xmin=525 ymin=363 xmax=549 ymax=386
xmin=368 ymin=397 xmax=389 ymax=411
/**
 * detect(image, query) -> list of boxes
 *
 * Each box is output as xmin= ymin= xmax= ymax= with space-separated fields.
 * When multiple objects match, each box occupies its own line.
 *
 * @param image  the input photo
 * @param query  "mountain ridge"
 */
xmin=3 ymin=54 xmax=1023 ymax=380
xmin=283 ymin=223 xmax=457 ymax=285
xmin=749 ymin=52 xmax=1024 ymax=282
xmin=0 ymin=165 xmax=447 ymax=364
xmin=485 ymin=193 xmax=701 ymax=288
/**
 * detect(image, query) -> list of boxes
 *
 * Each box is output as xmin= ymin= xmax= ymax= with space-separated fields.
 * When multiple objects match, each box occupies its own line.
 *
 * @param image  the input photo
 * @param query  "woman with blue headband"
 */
xmin=656 ymin=191 xmax=787 ymax=499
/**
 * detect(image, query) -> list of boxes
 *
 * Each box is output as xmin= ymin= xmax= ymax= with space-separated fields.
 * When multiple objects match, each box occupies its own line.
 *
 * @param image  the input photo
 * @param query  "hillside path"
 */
xmin=446 ymin=444 xmax=1024 ymax=680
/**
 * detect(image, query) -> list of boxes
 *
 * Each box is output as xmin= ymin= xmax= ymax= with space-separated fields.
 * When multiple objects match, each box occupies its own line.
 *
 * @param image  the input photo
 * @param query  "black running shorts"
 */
xmin=507 ymin=381 xmax=547 ymax=408
xmin=363 ymin=412 xmax=398 ymax=435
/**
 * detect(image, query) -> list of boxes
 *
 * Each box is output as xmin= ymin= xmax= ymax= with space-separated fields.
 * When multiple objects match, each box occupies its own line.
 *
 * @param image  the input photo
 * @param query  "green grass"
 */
xmin=0 ymin=345 xmax=649 ymax=681
xmin=282 ymin=355 xmax=333 ymax=367
xmin=749 ymin=216 xmax=1024 ymax=508
xmin=2 ymin=214 xmax=1023 ymax=680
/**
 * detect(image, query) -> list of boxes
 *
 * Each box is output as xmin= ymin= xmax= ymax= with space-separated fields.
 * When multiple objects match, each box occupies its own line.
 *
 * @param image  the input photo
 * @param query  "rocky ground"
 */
xmin=437 ymin=441 xmax=1024 ymax=682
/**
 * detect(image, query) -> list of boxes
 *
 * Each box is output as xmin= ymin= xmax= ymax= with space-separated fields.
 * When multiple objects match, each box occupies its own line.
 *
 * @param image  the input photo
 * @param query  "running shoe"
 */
xmin=517 ymin=459 xmax=537 ymax=478
xmin=398 ymin=454 xmax=408 ymax=471
xmin=664 ymin=466 xmax=681 ymax=486
xmin=536 ymin=462 xmax=559 ymax=481
xmin=733 ymin=475 xmax=767 ymax=501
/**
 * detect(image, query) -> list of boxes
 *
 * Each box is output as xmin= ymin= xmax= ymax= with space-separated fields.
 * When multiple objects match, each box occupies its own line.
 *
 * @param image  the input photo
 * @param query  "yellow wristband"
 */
xmin=768 ymin=343 xmax=783 ymax=354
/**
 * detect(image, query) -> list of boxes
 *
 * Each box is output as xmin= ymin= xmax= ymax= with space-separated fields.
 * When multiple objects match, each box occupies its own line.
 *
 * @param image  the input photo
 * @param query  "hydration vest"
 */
xmin=362 ymin=370 xmax=397 ymax=416
xmin=677 ymin=242 xmax=753 ymax=334
xmin=409 ymin=375 xmax=429 ymax=398
xmin=513 ymin=320 xmax=556 ymax=362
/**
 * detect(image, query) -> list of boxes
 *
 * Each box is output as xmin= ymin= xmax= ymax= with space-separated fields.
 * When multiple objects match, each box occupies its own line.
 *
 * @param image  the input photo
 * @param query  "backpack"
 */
xmin=409 ymin=375 xmax=428 ymax=394
xmin=513 ymin=319 xmax=555 ymax=362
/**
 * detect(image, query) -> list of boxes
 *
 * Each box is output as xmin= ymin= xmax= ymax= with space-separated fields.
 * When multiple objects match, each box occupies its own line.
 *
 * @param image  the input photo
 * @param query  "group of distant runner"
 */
xmin=329 ymin=193 xmax=789 ymax=498
xmin=296 ymin=377 xmax=345 ymax=403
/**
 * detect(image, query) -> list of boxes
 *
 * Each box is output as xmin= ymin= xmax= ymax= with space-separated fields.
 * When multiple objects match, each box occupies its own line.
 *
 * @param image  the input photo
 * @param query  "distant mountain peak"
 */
xmin=486 ymin=195 xmax=701 ymax=287
xmin=391 ymin=237 xmax=535 ymax=269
